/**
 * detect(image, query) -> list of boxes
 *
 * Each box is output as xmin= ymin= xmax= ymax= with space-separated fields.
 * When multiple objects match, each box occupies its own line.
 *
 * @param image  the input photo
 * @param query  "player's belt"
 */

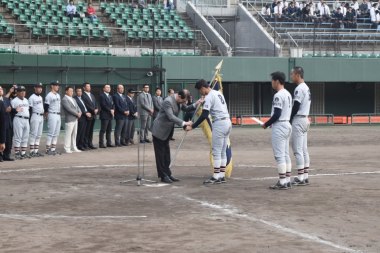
xmin=212 ymin=117 xmax=229 ymax=123
xmin=295 ymin=115 xmax=307 ymax=118
xmin=16 ymin=115 xmax=29 ymax=119
xmin=50 ymin=112 xmax=61 ymax=115
xmin=33 ymin=112 xmax=43 ymax=116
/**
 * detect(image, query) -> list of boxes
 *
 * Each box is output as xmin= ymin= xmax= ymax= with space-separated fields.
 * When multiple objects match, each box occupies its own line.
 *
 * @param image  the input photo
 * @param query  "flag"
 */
xmin=197 ymin=61 xmax=233 ymax=177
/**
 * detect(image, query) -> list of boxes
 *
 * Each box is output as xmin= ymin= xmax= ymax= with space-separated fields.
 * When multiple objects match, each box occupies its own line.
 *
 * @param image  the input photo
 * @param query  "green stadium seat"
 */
xmin=91 ymin=29 xmax=100 ymax=38
xmin=48 ymin=49 xmax=60 ymax=54
xmin=110 ymin=13 xmax=117 ymax=22
xmin=137 ymin=31 xmax=147 ymax=39
xmin=68 ymin=28 xmax=78 ymax=38
xmin=116 ymin=18 xmax=124 ymax=27
xmin=103 ymin=30 xmax=111 ymax=39
xmin=147 ymin=30 xmax=154 ymax=39
xmin=45 ymin=27 xmax=55 ymax=36
xmin=187 ymin=31 xmax=194 ymax=40
xmin=26 ymin=21 xmax=33 ymax=29
xmin=167 ymin=31 xmax=176 ymax=40
xmin=35 ymin=9 xmax=43 ymax=18
xmin=30 ymin=15 xmax=38 ymax=23
xmin=12 ymin=8 xmax=21 ymax=17
xmin=6 ymin=26 xmax=14 ymax=35
xmin=127 ymin=31 xmax=136 ymax=40
xmin=100 ymin=2 xmax=107 ymax=11
xmin=57 ymin=27 xmax=65 ymax=37
xmin=32 ymin=27 xmax=42 ymax=37
xmin=18 ymin=14 xmax=27 ymax=23
xmin=80 ymin=29 xmax=89 ymax=38
xmin=177 ymin=32 xmax=186 ymax=40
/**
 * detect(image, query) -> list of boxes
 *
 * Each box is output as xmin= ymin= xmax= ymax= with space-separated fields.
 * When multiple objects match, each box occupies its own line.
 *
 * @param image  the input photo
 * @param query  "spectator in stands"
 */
xmin=302 ymin=3 xmax=312 ymax=21
xmin=370 ymin=3 xmax=379 ymax=29
xmin=66 ymin=0 xmax=80 ymax=21
xmin=274 ymin=1 xmax=283 ymax=20
xmin=344 ymin=6 xmax=357 ymax=28
xmin=271 ymin=0 xmax=278 ymax=13
xmin=138 ymin=0 xmax=147 ymax=9
xmin=333 ymin=0 xmax=341 ymax=11
xmin=350 ymin=0 xmax=359 ymax=12
xmin=358 ymin=0 xmax=370 ymax=16
xmin=319 ymin=1 xmax=331 ymax=21
xmin=287 ymin=2 xmax=299 ymax=21
xmin=292 ymin=0 xmax=300 ymax=9
xmin=299 ymin=1 xmax=306 ymax=10
xmin=261 ymin=4 xmax=272 ymax=18
xmin=86 ymin=3 xmax=97 ymax=22
xmin=165 ymin=0 xmax=175 ymax=10
xmin=333 ymin=7 xmax=344 ymax=27
xmin=280 ymin=0 xmax=289 ymax=14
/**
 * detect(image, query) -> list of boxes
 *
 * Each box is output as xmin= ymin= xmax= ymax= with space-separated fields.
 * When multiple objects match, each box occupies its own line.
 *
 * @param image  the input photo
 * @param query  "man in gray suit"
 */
xmin=136 ymin=84 xmax=154 ymax=143
xmin=152 ymin=87 xmax=163 ymax=120
xmin=61 ymin=86 xmax=82 ymax=154
xmin=151 ymin=90 xmax=192 ymax=184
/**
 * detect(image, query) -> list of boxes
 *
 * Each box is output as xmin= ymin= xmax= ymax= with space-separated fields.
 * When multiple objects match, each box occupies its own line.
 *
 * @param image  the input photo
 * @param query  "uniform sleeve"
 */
xmin=202 ymin=94 xmax=212 ymax=111
xmin=293 ymin=88 xmax=305 ymax=103
xmin=273 ymin=94 xmax=283 ymax=109
xmin=28 ymin=95 xmax=33 ymax=107
xmin=45 ymin=94 xmax=50 ymax=105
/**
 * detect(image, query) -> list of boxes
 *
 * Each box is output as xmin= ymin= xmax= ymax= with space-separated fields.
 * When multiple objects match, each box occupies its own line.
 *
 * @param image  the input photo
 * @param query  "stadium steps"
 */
xmin=176 ymin=12 xmax=220 ymax=56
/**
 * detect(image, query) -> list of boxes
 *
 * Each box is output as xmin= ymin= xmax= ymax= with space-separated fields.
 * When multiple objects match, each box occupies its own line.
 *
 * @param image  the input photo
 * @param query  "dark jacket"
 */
xmin=99 ymin=92 xmax=114 ymax=120
xmin=81 ymin=91 xmax=97 ymax=116
xmin=0 ymin=100 xmax=6 ymax=144
xmin=126 ymin=95 xmax=137 ymax=120
xmin=113 ymin=93 xmax=129 ymax=120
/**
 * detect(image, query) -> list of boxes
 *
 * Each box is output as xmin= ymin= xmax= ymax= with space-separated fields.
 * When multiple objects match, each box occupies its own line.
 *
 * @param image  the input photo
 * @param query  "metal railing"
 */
xmin=206 ymin=14 xmax=231 ymax=46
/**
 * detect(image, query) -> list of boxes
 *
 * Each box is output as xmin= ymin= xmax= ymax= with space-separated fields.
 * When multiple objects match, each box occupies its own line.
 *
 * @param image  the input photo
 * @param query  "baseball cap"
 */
xmin=34 ymin=82 xmax=43 ymax=88
xmin=50 ymin=80 xmax=60 ymax=86
xmin=16 ymin=86 xmax=26 ymax=92
xmin=127 ymin=88 xmax=135 ymax=93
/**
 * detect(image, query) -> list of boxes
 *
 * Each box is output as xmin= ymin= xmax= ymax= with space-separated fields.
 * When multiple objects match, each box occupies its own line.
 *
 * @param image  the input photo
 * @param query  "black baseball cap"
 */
xmin=127 ymin=88 xmax=135 ymax=93
xmin=16 ymin=86 xmax=26 ymax=92
xmin=50 ymin=80 xmax=60 ymax=86
xmin=34 ymin=82 xmax=43 ymax=88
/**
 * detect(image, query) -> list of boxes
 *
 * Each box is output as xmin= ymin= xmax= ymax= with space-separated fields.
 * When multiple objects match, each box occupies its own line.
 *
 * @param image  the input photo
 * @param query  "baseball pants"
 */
xmin=29 ymin=113 xmax=44 ymax=147
xmin=291 ymin=116 xmax=310 ymax=169
xmin=46 ymin=113 xmax=61 ymax=146
xmin=13 ymin=117 xmax=30 ymax=148
xmin=212 ymin=119 xmax=232 ymax=168
xmin=271 ymin=121 xmax=292 ymax=173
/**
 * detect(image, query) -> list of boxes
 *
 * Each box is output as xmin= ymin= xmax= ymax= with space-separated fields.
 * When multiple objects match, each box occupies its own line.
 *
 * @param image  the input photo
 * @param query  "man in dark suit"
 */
xmin=113 ymin=84 xmax=129 ymax=147
xmin=99 ymin=84 xmax=114 ymax=148
xmin=74 ymin=87 xmax=92 ymax=151
xmin=151 ymin=90 xmax=192 ymax=183
xmin=0 ymin=86 xmax=14 ymax=161
xmin=81 ymin=82 xmax=98 ymax=149
xmin=125 ymin=89 xmax=138 ymax=145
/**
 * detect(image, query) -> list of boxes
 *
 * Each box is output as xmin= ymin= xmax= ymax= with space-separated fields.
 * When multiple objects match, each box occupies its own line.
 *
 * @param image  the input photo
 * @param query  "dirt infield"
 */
xmin=0 ymin=125 xmax=379 ymax=253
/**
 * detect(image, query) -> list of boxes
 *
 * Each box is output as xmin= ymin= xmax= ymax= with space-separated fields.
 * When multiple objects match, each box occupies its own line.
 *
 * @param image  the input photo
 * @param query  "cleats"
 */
xmin=269 ymin=181 xmax=288 ymax=190
xmin=203 ymin=177 xmax=221 ymax=185
xmin=219 ymin=177 xmax=227 ymax=183
xmin=291 ymin=177 xmax=307 ymax=186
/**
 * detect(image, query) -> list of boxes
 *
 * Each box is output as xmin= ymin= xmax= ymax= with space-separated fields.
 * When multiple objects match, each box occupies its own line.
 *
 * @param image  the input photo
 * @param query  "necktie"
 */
xmin=79 ymin=97 xmax=87 ymax=112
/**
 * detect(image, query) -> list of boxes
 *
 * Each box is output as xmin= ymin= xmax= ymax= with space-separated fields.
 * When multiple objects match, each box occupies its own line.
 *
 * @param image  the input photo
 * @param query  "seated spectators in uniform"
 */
xmin=350 ymin=0 xmax=359 ymax=12
xmin=273 ymin=1 xmax=283 ymax=20
xmin=66 ymin=0 xmax=80 ymax=21
xmin=287 ymin=2 xmax=300 ymax=21
xmin=86 ymin=3 xmax=97 ymax=22
xmin=319 ymin=1 xmax=331 ymax=22
xmin=333 ymin=0 xmax=341 ymax=11
xmin=261 ymin=4 xmax=272 ymax=18
xmin=333 ymin=7 xmax=344 ymax=27
xmin=343 ymin=6 xmax=356 ymax=28
xmin=358 ymin=0 xmax=370 ymax=16
xmin=370 ymin=3 xmax=379 ymax=29
xmin=165 ymin=0 xmax=175 ymax=10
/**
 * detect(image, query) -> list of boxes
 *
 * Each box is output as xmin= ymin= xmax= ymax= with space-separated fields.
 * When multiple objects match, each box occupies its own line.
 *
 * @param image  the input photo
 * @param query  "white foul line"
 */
xmin=232 ymin=170 xmax=380 ymax=181
xmin=0 ymin=213 xmax=147 ymax=221
xmin=184 ymin=197 xmax=362 ymax=253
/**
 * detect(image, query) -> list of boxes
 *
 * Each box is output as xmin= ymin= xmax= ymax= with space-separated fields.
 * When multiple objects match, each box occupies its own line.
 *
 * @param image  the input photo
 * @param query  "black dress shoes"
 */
xmin=169 ymin=176 xmax=180 ymax=182
xmin=99 ymin=144 xmax=106 ymax=148
xmin=121 ymin=142 xmax=128 ymax=146
xmin=144 ymin=139 xmax=151 ymax=143
xmin=107 ymin=144 xmax=115 ymax=147
xmin=170 ymin=138 xmax=175 ymax=141
xmin=89 ymin=146 xmax=97 ymax=149
xmin=3 ymin=157 xmax=15 ymax=161
xmin=161 ymin=176 xmax=173 ymax=184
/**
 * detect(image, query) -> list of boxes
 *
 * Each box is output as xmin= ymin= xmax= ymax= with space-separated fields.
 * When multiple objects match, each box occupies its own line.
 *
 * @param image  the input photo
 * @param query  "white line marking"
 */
xmin=232 ymin=171 xmax=380 ymax=181
xmin=184 ymin=197 xmax=362 ymax=253
xmin=0 ymin=214 xmax=147 ymax=221
xmin=0 ymin=164 xmax=272 ymax=174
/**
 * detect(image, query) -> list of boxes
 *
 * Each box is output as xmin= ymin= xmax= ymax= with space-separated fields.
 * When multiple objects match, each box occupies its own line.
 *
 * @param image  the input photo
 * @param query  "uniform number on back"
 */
xmin=218 ymin=94 xmax=225 ymax=105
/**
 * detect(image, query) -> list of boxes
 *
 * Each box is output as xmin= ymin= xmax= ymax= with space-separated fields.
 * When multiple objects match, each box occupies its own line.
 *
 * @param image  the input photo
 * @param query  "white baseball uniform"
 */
xmin=29 ymin=93 xmax=44 ymax=152
xmin=11 ymin=97 xmax=30 ymax=149
xmin=291 ymin=82 xmax=311 ymax=170
xmin=45 ymin=91 xmax=61 ymax=150
xmin=203 ymin=89 xmax=231 ymax=169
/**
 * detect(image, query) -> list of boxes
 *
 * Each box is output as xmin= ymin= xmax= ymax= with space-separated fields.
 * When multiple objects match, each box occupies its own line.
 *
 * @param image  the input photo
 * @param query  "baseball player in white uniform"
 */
xmin=290 ymin=66 xmax=311 ymax=186
xmin=28 ymin=83 xmax=45 ymax=157
xmin=11 ymin=86 xmax=30 ymax=160
xmin=262 ymin=72 xmax=292 ymax=190
xmin=186 ymin=79 xmax=232 ymax=184
xmin=44 ymin=81 xmax=61 ymax=155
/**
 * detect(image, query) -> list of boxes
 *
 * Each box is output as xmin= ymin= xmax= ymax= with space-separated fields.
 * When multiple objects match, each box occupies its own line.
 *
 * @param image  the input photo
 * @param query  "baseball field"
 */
xmin=0 ymin=125 xmax=379 ymax=253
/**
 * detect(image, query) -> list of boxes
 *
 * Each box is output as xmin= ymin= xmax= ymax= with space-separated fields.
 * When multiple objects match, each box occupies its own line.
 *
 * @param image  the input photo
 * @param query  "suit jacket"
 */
xmin=61 ymin=95 xmax=80 ymax=123
xmin=99 ymin=92 xmax=114 ymax=120
xmin=113 ymin=93 xmax=129 ymax=120
xmin=126 ymin=95 xmax=137 ymax=120
xmin=74 ymin=96 xmax=87 ymax=114
xmin=1 ymin=97 xmax=12 ymax=128
xmin=0 ymin=100 xmax=6 ymax=144
xmin=151 ymin=95 xmax=184 ymax=141
xmin=137 ymin=92 xmax=153 ymax=117
xmin=82 ymin=91 xmax=97 ymax=116
xmin=152 ymin=95 xmax=163 ymax=117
